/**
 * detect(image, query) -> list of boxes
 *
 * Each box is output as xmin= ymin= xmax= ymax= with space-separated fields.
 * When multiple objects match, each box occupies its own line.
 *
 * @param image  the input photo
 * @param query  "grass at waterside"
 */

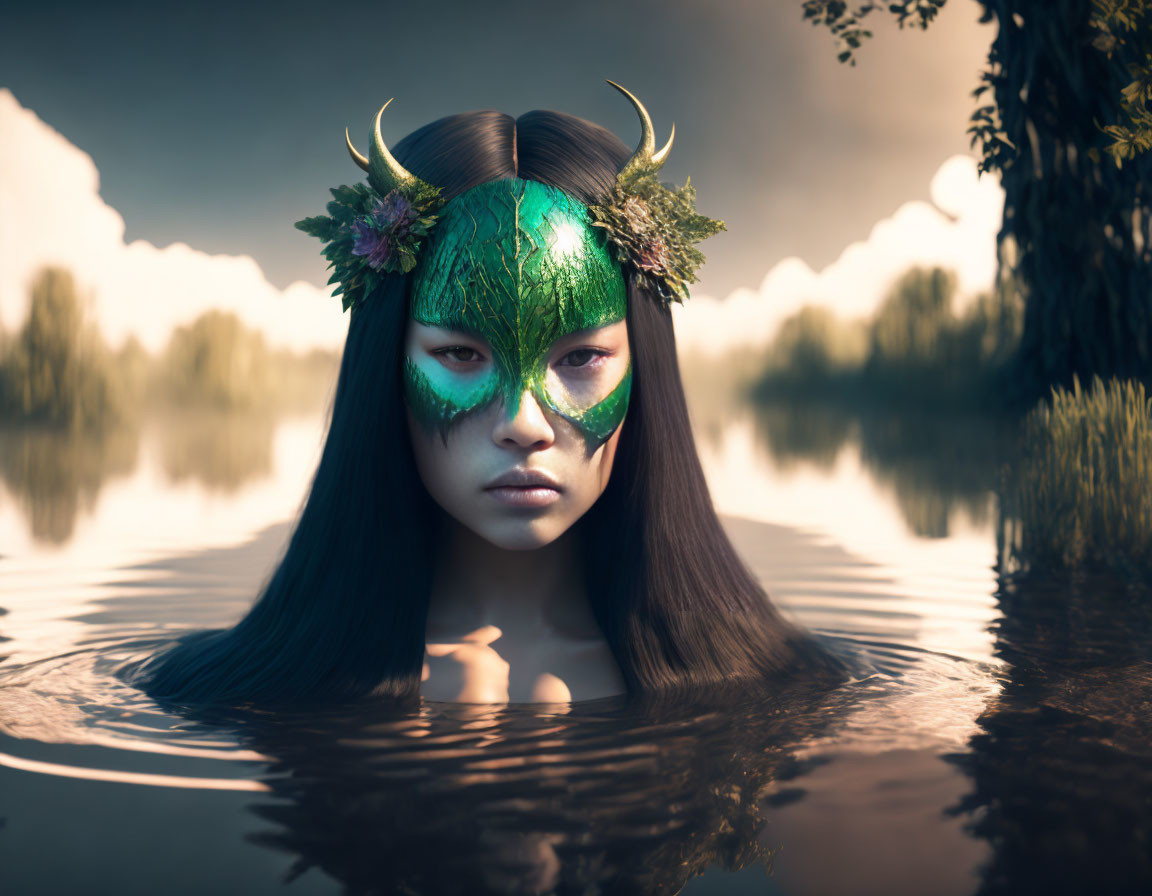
xmin=1002 ymin=377 xmax=1152 ymax=580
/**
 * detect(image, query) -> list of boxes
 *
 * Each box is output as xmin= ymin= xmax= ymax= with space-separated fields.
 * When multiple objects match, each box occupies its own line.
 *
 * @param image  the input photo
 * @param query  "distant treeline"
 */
xmin=747 ymin=264 xmax=1152 ymax=582
xmin=0 ymin=267 xmax=341 ymax=429
xmin=754 ymin=265 xmax=1023 ymax=410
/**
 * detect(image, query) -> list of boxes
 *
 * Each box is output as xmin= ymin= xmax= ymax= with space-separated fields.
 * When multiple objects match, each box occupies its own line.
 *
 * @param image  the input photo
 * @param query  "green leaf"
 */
xmin=329 ymin=184 xmax=363 ymax=207
xmin=295 ymin=216 xmax=339 ymax=240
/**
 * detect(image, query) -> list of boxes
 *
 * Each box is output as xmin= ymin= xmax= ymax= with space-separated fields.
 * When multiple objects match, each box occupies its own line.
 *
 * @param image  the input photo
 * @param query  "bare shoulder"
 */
xmin=511 ymin=636 xmax=626 ymax=704
xmin=422 ymin=626 xmax=511 ymax=703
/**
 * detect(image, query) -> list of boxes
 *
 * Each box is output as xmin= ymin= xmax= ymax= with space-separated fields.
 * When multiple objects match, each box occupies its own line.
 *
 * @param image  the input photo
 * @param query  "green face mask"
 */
xmin=404 ymin=178 xmax=630 ymax=449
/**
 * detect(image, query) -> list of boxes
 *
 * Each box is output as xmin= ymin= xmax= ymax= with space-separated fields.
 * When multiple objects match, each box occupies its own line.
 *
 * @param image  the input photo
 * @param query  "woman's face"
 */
xmin=401 ymin=178 xmax=632 ymax=551
xmin=404 ymin=317 xmax=630 ymax=551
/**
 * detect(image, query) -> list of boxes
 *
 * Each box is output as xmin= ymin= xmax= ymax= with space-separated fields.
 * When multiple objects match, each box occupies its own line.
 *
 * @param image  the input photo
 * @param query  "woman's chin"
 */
xmin=470 ymin=519 xmax=568 ymax=552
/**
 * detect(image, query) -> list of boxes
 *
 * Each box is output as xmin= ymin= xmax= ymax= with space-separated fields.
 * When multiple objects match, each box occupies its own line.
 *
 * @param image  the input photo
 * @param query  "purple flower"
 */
xmin=350 ymin=217 xmax=391 ymax=271
xmin=349 ymin=191 xmax=419 ymax=272
xmin=374 ymin=191 xmax=414 ymax=229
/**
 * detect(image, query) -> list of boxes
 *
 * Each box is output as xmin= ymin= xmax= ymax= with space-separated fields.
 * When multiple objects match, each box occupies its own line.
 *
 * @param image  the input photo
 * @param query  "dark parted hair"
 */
xmin=136 ymin=108 xmax=842 ymax=705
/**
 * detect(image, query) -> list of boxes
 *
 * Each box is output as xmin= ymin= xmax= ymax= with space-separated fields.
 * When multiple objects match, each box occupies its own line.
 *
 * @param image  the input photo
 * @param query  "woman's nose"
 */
xmin=492 ymin=389 xmax=555 ymax=449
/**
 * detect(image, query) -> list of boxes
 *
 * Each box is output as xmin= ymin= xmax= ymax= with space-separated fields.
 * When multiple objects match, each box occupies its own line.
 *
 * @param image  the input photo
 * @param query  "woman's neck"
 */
xmin=425 ymin=519 xmax=598 ymax=640
xmin=421 ymin=520 xmax=626 ymax=703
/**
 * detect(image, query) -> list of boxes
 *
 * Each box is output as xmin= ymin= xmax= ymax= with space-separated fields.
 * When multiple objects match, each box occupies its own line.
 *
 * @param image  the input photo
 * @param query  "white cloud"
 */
xmin=672 ymin=154 xmax=1005 ymax=355
xmin=0 ymin=90 xmax=346 ymax=352
xmin=0 ymin=89 xmax=1002 ymax=358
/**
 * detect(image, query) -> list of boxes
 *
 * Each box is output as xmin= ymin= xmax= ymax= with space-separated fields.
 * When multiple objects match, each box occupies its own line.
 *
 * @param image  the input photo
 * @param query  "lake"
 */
xmin=1 ymin=397 xmax=1150 ymax=895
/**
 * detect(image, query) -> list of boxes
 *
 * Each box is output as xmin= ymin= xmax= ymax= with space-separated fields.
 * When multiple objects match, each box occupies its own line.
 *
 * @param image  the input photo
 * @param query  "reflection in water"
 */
xmin=748 ymin=401 xmax=853 ymax=473
xmin=0 ymin=386 xmax=1015 ymax=554
xmin=856 ymin=411 xmax=1012 ymax=538
xmin=0 ymin=412 xmax=284 ymax=545
xmin=0 ymin=424 xmax=138 ymax=543
xmin=748 ymin=398 xmax=1018 ymax=539
xmin=949 ymin=573 xmax=1152 ymax=895
xmin=0 ymin=514 xmax=1001 ymax=895
xmin=5 ymin=394 xmax=1152 ymax=892
xmin=155 ymin=410 xmax=276 ymax=493
xmin=201 ymin=686 xmax=845 ymax=895
xmin=678 ymin=348 xmax=768 ymax=456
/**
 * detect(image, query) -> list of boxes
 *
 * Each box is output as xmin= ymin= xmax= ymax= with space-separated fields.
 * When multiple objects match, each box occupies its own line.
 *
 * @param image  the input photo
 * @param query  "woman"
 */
xmin=137 ymin=83 xmax=841 ymax=706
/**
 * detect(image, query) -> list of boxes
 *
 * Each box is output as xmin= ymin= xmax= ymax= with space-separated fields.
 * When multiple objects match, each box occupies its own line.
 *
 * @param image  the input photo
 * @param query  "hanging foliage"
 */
xmin=802 ymin=0 xmax=1152 ymax=402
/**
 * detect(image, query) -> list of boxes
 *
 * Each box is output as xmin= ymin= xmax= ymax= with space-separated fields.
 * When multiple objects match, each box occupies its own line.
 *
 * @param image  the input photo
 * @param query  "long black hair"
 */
xmin=137 ymin=108 xmax=841 ymax=705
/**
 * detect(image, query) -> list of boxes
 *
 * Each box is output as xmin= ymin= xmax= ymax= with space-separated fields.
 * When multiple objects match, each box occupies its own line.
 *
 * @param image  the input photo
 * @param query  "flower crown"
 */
xmin=295 ymin=82 xmax=725 ymax=313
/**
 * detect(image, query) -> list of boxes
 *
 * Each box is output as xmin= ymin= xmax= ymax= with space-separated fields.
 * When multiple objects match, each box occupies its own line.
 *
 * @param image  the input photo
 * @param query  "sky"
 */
xmin=0 ymin=0 xmax=1000 ymax=351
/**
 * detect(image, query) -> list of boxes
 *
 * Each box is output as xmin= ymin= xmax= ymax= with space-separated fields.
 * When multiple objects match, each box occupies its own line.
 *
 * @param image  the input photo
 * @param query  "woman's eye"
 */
xmin=558 ymin=348 xmax=606 ymax=369
xmin=434 ymin=346 xmax=483 ymax=364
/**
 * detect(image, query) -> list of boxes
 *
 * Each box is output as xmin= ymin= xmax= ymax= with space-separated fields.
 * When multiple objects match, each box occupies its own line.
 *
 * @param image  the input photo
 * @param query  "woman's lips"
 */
xmin=483 ymin=469 xmax=562 ymax=507
xmin=485 ymin=485 xmax=562 ymax=508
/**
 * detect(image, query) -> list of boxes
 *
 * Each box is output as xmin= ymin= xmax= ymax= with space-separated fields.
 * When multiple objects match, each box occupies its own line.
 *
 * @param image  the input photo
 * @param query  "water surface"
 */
xmin=1 ymin=402 xmax=1149 ymax=895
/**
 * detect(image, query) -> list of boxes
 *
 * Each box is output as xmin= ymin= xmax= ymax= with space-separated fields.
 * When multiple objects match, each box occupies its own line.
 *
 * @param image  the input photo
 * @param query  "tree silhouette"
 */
xmin=804 ymin=0 xmax=1152 ymax=402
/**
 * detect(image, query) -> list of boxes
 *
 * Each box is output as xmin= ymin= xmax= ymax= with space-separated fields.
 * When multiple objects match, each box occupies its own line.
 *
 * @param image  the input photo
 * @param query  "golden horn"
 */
xmin=345 ymin=128 xmax=369 ymax=172
xmin=653 ymin=122 xmax=675 ymax=166
xmin=606 ymin=80 xmax=674 ymax=179
xmin=368 ymin=98 xmax=419 ymax=195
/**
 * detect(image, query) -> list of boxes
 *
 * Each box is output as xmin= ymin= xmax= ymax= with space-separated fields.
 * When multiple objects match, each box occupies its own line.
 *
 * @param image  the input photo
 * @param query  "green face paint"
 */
xmin=403 ymin=178 xmax=630 ymax=449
